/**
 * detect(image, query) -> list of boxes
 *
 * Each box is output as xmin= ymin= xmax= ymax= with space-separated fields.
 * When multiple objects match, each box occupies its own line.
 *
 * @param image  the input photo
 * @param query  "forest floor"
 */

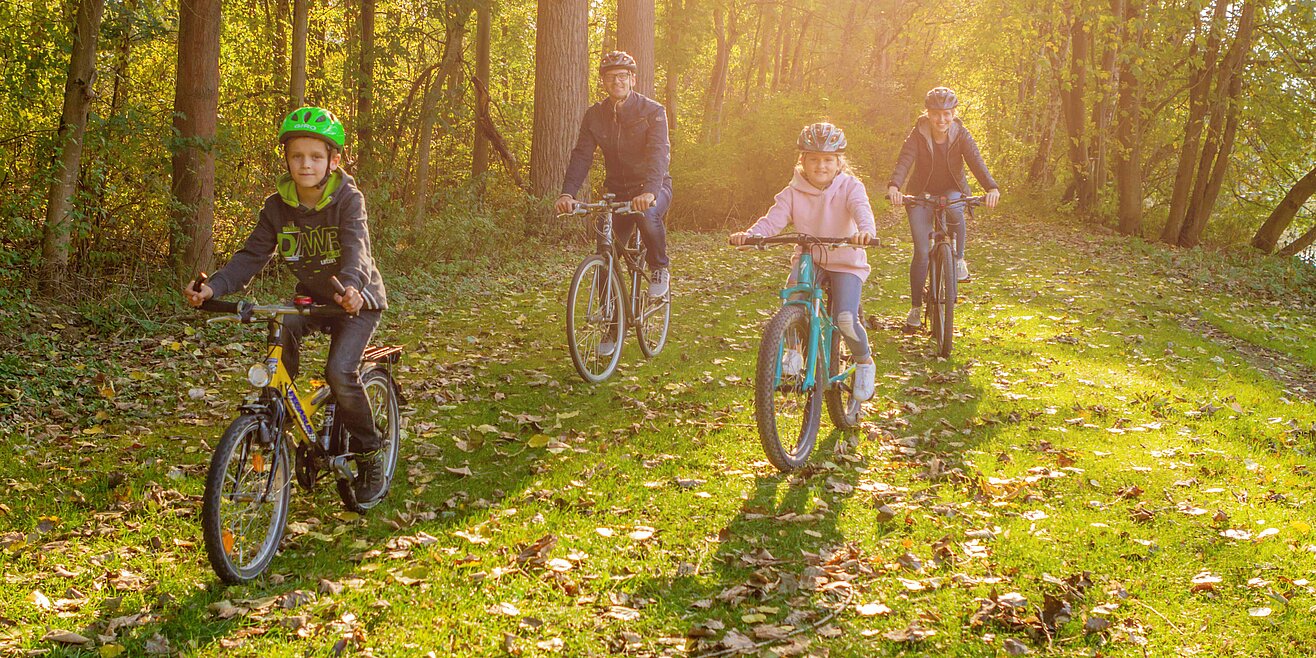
xmin=2 ymin=210 xmax=1316 ymax=657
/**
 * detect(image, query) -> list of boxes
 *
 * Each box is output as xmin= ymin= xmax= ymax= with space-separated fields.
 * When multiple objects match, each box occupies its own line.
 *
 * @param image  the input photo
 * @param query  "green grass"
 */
xmin=2 ymin=214 xmax=1315 ymax=657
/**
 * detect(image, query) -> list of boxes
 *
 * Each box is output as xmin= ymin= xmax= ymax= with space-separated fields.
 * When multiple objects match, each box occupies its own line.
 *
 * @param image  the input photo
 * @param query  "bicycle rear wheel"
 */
xmin=825 ymin=327 xmax=863 ymax=430
xmin=336 ymin=367 xmax=402 ymax=513
xmin=202 ymin=414 xmax=292 ymax=584
xmin=567 ymin=255 xmax=626 ymax=382
xmin=635 ymin=284 xmax=671 ymax=358
xmin=929 ymin=247 xmax=956 ymax=357
xmin=754 ymin=305 xmax=823 ymax=472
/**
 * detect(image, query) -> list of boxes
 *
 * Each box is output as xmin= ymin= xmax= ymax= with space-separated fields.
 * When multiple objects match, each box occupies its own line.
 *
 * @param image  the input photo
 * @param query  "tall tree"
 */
xmin=356 ymin=0 xmax=376 ymax=180
xmin=616 ymin=0 xmax=655 ymax=96
xmin=1251 ymin=163 xmax=1316 ymax=254
xmin=170 ymin=0 xmax=221 ymax=279
xmin=1177 ymin=0 xmax=1256 ymax=247
xmin=472 ymin=0 xmax=492 ymax=178
xmin=1060 ymin=5 xmax=1094 ymax=212
xmin=40 ymin=0 xmax=106 ymax=293
xmin=290 ymin=0 xmax=308 ymax=108
xmin=415 ymin=12 xmax=470 ymax=233
xmin=701 ymin=0 xmax=741 ymax=143
xmin=1112 ymin=0 xmax=1143 ymax=235
xmin=1160 ymin=0 xmax=1227 ymax=245
xmin=529 ymin=0 xmax=588 ymax=198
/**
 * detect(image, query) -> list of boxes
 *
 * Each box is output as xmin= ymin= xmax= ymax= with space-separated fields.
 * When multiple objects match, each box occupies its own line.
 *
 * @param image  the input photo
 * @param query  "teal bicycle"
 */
xmin=738 ymin=234 xmax=872 ymax=471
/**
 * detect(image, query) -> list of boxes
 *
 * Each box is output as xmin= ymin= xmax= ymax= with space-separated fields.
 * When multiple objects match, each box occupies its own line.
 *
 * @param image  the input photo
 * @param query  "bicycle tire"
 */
xmin=567 ymin=255 xmax=626 ymax=382
xmin=934 ymin=248 xmax=956 ymax=357
xmin=754 ymin=305 xmax=823 ymax=472
xmin=635 ymin=285 xmax=671 ymax=358
xmin=336 ymin=367 xmax=402 ymax=513
xmin=202 ymin=414 xmax=292 ymax=584
xmin=824 ymin=325 xmax=863 ymax=430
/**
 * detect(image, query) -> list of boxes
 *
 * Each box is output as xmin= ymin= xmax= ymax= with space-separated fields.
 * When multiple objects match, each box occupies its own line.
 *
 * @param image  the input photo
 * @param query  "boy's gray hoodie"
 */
xmin=208 ymin=170 xmax=387 ymax=310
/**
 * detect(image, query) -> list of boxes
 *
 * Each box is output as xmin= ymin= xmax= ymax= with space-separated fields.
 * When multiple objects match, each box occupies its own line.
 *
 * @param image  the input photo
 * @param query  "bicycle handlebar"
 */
xmin=556 ymin=193 xmax=637 ymax=219
xmin=191 ymin=272 xmax=349 ymax=323
xmin=900 ymin=194 xmax=987 ymax=209
xmin=732 ymin=234 xmax=880 ymax=249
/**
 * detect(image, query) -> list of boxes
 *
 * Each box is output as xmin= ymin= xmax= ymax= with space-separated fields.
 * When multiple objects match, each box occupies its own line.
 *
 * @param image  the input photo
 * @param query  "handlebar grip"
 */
xmin=192 ymin=272 xmax=207 ymax=293
xmin=198 ymin=299 xmax=239 ymax=313
xmin=330 ymin=275 xmax=347 ymax=295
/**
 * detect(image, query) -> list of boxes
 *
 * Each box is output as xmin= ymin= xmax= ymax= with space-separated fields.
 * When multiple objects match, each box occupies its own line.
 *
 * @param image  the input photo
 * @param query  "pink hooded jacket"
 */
xmin=744 ymin=170 xmax=877 ymax=281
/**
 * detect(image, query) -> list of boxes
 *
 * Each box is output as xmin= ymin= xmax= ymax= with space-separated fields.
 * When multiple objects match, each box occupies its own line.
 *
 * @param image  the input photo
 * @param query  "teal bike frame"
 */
xmin=770 ymin=242 xmax=858 ymax=394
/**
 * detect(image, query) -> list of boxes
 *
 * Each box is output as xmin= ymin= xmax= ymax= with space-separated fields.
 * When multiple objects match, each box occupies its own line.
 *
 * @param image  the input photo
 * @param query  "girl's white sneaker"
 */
xmin=854 ymin=363 xmax=876 ymax=401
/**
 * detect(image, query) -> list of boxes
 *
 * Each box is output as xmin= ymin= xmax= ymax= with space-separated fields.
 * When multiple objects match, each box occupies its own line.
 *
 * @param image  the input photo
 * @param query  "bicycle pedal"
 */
xmin=329 ymin=455 xmax=356 ymax=483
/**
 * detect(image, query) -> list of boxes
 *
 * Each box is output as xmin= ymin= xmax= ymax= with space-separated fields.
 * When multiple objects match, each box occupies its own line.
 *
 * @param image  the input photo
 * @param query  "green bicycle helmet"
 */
xmin=279 ymin=106 xmax=345 ymax=150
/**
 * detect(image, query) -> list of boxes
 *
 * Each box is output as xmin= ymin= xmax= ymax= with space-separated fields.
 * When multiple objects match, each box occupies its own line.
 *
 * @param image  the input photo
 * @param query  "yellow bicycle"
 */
xmin=192 ymin=275 xmax=403 ymax=583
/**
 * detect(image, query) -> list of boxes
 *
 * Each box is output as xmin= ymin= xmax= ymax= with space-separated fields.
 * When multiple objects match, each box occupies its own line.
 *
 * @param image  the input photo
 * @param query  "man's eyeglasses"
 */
xmin=602 ymin=72 xmax=632 ymax=83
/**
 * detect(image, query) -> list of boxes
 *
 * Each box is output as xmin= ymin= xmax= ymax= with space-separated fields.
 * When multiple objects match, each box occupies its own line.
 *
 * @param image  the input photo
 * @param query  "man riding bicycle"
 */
xmin=554 ymin=51 xmax=673 ymax=310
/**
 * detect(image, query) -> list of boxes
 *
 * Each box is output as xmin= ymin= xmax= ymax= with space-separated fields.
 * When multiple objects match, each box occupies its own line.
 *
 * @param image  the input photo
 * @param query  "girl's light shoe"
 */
xmin=853 ymin=363 xmax=876 ymax=401
xmin=781 ymin=348 xmax=804 ymax=377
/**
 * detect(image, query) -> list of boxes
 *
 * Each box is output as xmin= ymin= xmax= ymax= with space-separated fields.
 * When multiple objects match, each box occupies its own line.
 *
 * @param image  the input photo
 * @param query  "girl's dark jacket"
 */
xmin=887 ymin=116 xmax=999 ymax=197
xmin=208 ymin=170 xmax=388 ymax=310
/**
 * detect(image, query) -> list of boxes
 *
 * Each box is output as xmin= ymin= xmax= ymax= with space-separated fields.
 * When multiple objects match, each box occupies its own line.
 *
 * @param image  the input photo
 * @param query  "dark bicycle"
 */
xmin=903 ymin=194 xmax=985 ymax=358
xmin=562 ymin=194 xmax=672 ymax=382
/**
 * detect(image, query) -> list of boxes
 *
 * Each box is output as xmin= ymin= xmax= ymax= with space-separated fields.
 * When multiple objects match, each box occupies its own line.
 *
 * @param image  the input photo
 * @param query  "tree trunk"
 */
xmin=529 ymin=0 xmax=588 ymax=198
xmin=1251 ymin=164 xmax=1316 ymax=253
xmin=356 ymin=0 xmax=375 ymax=181
xmin=415 ymin=15 xmax=469 ymax=233
xmin=1061 ymin=8 xmax=1094 ymax=213
xmin=1277 ymin=222 xmax=1316 ymax=258
xmin=1113 ymin=0 xmax=1143 ymax=235
xmin=663 ymin=0 xmax=683 ymax=132
xmin=271 ymin=0 xmax=287 ymax=99
xmin=701 ymin=0 xmax=740 ymax=144
xmin=169 ymin=0 xmax=221 ymax=280
xmin=1178 ymin=0 xmax=1255 ymax=248
xmin=40 ymin=0 xmax=106 ymax=293
xmin=616 ymin=0 xmax=655 ymax=96
xmin=1160 ymin=0 xmax=1226 ymax=244
xmin=290 ymin=0 xmax=308 ymax=108
xmin=472 ymin=0 xmax=492 ymax=179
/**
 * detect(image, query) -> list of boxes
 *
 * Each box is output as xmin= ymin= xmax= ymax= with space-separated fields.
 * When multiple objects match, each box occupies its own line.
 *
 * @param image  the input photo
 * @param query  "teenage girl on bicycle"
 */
xmin=886 ymin=87 xmax=1000 ymax=333
xmin=729 ymin=123 xmax=878 ymax=401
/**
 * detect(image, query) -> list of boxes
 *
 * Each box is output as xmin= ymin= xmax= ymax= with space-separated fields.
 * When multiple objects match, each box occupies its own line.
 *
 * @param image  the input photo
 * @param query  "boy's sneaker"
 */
xmin=648 ymin=267 xmax=670 ymax=298
xmin=956 ymin=259 xmax=971 ymax=282
xmin=354 ymin=448 xmax=387 ymax=502
xmin=781 ymin=347 xmax=804 ymax=377
xmin=853 ymin=363 xmax=876 ymax=401
xmin=902 ymin=307 xmax=922 ymax=334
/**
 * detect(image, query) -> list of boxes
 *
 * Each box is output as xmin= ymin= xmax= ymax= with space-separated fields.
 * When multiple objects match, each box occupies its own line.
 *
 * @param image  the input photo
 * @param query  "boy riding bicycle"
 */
xmin=182 ymin=106 xmax=391 ymax=503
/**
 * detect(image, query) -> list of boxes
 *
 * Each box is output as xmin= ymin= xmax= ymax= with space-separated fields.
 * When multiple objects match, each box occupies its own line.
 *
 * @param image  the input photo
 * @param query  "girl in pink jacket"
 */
xmin=729 ymin=123 xmax=878 ymax=401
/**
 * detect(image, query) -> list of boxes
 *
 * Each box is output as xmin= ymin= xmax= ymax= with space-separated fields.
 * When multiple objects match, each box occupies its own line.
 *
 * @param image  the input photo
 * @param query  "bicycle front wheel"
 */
xmin=202 ymin=414 xmax=292 ymax=584
xmin=930 ymin=247 xmax=956 ymax=358
xmin=635 ymin=284 xmax=671 ymax=358
xmin=754 ymin=305 xmax=823 ymax=472
xmin=336 ymin=367 xmax=402 ymax=513
xmin=567 ymin=255 xmax=626 ymax=382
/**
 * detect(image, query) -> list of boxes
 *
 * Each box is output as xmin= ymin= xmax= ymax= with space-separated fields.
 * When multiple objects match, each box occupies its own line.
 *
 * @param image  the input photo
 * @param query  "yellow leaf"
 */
xmin=100 ymin=644 xmax=126 ymax=658
xmin=528 ymin=434 xmax=551 ymax=449
xmin=168 ymin=342 xmax=182 ymax=351
xmin=130 ymin=371 xmax=148 ymax=381
xmin=741 ymin=613 xmax=767 ymax=623
xmin=1293 ymin=520 xmax=1311 ymax=534
xmin=81 ymin=426 xmax=105 ymax=435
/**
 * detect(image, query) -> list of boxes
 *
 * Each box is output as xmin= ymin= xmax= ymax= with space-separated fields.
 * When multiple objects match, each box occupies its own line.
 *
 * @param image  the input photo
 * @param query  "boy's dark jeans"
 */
xmin=281 ymin=310 xmax=383 ymax=452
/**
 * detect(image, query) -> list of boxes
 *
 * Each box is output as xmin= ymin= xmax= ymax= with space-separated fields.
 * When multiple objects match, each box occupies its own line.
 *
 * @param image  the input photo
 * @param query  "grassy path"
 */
xmin=2 ymin=213 xmax=1315 ymax=657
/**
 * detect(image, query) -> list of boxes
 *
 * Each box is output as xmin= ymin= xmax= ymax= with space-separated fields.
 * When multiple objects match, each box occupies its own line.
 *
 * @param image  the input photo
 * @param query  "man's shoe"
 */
xmin=853 ymin=363 xmax=876 ymax=401
xmin=648 ymin=267 xmax=670 ymax=298
xmin=956 ymin=259 xmax=971 ymax=282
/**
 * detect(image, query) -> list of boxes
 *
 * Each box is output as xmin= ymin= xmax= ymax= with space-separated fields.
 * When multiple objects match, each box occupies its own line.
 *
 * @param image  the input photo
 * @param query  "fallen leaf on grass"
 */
xmin=42 ymin=630 xmax=91 ymax=645
xmin=855 ymin=602 xmax=891 ymax=617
